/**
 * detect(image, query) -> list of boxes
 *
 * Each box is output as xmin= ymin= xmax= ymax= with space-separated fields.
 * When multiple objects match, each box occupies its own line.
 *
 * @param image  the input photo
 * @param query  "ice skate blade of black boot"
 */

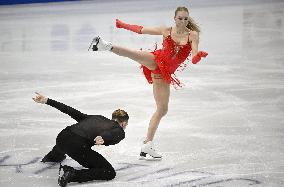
xmin=58 ymin=164 xmax=75 ymax=187
xmin=58 ymin=176 xmax=68 ymax=187
xmin=139 ymin=152 xmax=162 ymax=161
xmin=58 ymin=163 xmax=67 ymax=187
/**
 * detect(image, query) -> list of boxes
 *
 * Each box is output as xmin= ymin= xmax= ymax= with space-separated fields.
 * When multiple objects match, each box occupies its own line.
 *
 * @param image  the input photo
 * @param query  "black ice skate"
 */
xmin=58 ymin=164 xmax=76 ymax=187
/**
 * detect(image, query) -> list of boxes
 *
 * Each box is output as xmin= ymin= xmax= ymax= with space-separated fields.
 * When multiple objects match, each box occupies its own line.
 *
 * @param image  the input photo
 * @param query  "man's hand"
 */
xmin=32 ymin=92 xmax=48 ymax=104
xmin=94 ymin=136 xmax=104 ymax=145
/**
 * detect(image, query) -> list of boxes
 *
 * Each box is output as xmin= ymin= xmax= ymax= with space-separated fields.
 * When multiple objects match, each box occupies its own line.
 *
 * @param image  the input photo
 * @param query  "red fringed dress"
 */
xmin=141 ymin=28 xmax=192 ymax=88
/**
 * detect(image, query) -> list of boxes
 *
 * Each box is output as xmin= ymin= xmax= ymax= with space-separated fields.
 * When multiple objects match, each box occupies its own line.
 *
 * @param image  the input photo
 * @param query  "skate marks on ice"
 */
xmin=0 ymin=154 xmax=51 ymax=174
xmin=0 ymin=154 xmax=262 ymax=186
xmin=121 ymin=163 xmax=261 ymax=186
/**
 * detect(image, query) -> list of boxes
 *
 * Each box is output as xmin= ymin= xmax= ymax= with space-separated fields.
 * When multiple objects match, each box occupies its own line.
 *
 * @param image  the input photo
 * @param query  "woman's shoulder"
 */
xmin=189 ymin=30 xmax=199 ymax=36
xmin=189 ymin=30 xmax=199 ymax=40
xmin=161 ymin=26 xmax=172 ymax=37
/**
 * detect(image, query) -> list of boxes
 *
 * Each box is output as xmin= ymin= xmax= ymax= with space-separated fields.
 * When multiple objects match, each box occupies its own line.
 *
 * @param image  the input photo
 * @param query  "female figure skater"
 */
xmin=89 ymin=7 xmax=207 ymax=159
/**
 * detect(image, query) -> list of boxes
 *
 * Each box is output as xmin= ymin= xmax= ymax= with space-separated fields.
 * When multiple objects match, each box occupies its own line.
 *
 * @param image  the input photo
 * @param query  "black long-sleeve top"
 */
xmin=46 ymin=98 xmax=125 ymax=146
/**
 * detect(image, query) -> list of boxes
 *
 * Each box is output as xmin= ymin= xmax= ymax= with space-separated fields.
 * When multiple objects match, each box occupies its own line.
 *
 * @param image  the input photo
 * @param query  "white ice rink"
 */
xmin=0 ymin=0 xmax=284 ymax=186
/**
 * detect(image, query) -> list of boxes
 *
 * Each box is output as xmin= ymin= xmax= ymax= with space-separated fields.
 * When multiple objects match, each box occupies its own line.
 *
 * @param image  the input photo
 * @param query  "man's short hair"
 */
xmin=112 ymin=109 xmax=129 ymax=122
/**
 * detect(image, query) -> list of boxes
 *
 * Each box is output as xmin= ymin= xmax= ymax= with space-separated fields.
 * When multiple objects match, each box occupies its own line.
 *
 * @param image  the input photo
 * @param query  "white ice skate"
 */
xmin=88 ymin=36 xmax=112 ymax=51
xmin=140 ymin=141 xmax=162 ymax=160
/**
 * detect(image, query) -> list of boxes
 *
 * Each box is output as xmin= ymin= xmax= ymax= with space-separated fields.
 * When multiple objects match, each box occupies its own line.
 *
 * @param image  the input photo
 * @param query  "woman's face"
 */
xmin=174 ymin=11 xmax=189 ymax=28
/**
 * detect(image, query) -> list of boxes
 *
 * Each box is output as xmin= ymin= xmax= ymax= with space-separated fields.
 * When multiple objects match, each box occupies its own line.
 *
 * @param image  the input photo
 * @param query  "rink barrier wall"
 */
xmin=0 ymin=0 xmax=79 ymax=5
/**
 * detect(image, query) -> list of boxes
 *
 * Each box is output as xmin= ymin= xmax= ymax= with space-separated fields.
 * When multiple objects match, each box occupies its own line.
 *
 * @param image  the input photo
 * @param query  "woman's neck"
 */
xmin=174 ymin=26 xmax=188 ymax=34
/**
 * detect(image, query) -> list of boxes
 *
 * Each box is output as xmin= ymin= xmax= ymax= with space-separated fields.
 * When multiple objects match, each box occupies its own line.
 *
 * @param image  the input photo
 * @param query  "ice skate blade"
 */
xmin=88 ymin=38 xmax=95 ymax=51
xmin=139 ymin=156 xmax=162 ymax=161
xmin=139 ymin=153 xmax=162 ymax=161
xmin=88 ymin=37 xmax=100 ymax=51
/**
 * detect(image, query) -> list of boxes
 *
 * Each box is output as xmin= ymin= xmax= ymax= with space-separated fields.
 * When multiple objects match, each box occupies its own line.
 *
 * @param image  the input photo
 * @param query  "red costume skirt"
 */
xmin=141 ymin=50 xmax=183 ymax=88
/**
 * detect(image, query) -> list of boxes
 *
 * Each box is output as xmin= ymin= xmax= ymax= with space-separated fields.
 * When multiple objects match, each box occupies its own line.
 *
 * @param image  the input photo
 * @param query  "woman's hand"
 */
xmin=32 ymin=92 xmax=48 ymax=104
xmin=115 ymin=19 xmax=143 ymax=34
xmin=192 ymin=51 xmax=208 ymax=64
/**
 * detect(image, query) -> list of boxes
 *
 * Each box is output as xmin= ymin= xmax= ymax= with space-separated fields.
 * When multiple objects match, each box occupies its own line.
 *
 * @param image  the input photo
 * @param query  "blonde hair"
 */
xmin=112 ymin=109 xmax=129 ymax=122
xmin=175 ymin=7 xmax=200 ymax=33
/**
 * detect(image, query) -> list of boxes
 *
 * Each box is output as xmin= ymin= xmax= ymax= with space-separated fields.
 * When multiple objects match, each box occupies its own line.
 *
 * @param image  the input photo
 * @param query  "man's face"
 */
xmin=120 ymin=121 xmax=128 ymax=130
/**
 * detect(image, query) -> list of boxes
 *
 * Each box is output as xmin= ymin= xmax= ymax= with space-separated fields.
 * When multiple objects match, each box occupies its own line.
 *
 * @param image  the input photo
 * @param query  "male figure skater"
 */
xmin=32 ymin=92 xmax=129 ymax=187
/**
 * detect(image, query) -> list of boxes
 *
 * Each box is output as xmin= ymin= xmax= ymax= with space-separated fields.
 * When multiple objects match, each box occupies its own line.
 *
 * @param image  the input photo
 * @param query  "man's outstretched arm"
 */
xmin=32 ymin=92 xmax=88 ymax=122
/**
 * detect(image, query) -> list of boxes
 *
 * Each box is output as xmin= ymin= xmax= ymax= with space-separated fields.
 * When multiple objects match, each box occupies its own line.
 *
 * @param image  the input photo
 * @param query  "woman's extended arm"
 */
xmin=116 ymin=19 xmax=166 ymax=35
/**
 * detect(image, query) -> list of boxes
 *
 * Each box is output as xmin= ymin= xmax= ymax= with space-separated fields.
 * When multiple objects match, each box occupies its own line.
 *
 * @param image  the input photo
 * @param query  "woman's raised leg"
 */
xmin=111 ymin=45 xmax=157 ymax=70
xmin=90 ymin=36 xmax=157 ymax=70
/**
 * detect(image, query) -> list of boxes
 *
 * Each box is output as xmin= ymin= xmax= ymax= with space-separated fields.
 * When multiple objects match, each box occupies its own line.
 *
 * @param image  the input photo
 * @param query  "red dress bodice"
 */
xmin=142 ymin=31 xmax=192 ymax=88
xmin=158 ymin=33 xmax=192 ymax=74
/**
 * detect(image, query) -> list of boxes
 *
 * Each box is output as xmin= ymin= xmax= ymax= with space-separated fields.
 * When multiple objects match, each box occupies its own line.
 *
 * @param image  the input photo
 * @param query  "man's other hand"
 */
xmin=32 ymin=92 xmax=48 ymax=104
xmin=94 ymin=136 xmax=104 ymax=145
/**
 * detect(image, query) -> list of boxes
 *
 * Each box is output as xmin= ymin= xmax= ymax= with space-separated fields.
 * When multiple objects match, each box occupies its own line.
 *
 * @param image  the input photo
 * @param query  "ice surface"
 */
xmin=0 ymin=0 xmax=284 ymax=186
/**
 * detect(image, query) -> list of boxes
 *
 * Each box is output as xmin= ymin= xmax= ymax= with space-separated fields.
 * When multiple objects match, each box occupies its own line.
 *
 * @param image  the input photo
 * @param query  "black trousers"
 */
xmin=49 ymin=127 xmax=116 ymax=182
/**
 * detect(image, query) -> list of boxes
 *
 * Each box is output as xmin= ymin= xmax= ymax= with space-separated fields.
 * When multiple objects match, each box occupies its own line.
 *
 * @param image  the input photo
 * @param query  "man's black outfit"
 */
xmin=41 ymin=98 xmax=125 ymax=184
